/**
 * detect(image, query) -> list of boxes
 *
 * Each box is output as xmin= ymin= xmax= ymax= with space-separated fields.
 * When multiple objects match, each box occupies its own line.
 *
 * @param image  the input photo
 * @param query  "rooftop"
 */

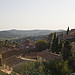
xmin=0 ymin=50 xmax=23 ymax=59
xmin=38 ymin=50 xmax=61 ymax=61
xmin=0 ymin=44 xmax=18 ymax=54
xmin=3 ymin=56 xmax=28 ymax=67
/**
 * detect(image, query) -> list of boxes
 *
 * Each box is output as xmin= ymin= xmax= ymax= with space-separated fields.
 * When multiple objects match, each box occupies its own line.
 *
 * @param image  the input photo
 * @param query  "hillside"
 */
xmin=0 ymin=29 xmax=65 ymax=40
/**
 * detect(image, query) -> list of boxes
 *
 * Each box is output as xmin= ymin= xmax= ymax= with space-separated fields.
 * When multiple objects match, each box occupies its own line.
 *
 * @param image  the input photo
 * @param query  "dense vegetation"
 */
xmin=35 ymin=40 xmax=49 ymax=51
xmin=62 ymin=40 xmax=73 ymax=60
xmin=51 ymin=33 xmax=62 ymax=53
xmin=0 ymin=71 xmax=8 ymax=75
xmin=13 ymin=60 xmax=72 ymax=75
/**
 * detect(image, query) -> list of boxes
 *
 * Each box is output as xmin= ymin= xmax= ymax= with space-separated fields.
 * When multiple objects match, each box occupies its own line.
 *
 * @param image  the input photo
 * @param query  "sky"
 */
xmin=0 ymin=0 xmax=75 ymax=31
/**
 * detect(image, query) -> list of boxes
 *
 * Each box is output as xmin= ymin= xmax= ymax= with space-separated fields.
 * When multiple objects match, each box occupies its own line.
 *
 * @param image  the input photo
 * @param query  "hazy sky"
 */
xmin=0 ymin=0 xmax=75 ymax=31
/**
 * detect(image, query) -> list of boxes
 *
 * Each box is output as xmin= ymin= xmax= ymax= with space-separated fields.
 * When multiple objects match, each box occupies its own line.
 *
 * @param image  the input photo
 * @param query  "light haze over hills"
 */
xmin=0 ymin=29 xmax=65 ymax=40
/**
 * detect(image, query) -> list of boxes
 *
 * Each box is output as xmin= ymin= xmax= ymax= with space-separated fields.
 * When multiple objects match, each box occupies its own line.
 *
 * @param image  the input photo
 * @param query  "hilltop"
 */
xmin=0 ymin=29 xmax=65 ymax=40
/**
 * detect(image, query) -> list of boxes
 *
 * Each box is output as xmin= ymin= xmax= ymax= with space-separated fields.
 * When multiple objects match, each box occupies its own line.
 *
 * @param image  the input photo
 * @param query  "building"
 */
xmin=37 ymin=50 xmax=61 ymax=62
xmin=2 ymin=56 xmax=29 ymax=71
xmin=0 ymin=45 xmax=24 ymax=71
xmin=68 ymin=29 xmax=75 ymax=35
xmin=19 ymin=39 xmax=35 ymax=54
xmin=63 ymin=29 xmax=75 ymax=40
xmin=25 ymin=52 xmax=39 ymax=59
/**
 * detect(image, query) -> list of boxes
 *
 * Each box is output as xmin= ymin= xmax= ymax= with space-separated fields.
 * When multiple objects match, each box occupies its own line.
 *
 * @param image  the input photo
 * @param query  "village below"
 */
xmin=0 ymin=27 xmax=75 ymax=75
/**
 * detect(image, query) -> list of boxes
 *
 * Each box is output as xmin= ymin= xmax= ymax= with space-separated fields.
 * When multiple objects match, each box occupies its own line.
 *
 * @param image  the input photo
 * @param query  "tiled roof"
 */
xmin=0 ymin=44 xmax=18 ymax=54
xmin=37 ymin=50 xmax=61 ymax=61
xmin=1 ymin=50 xmax=23 ymax=59
xmin=30 ymin=52 xmax=39 ymax=56
xmin=25 ymin=52 xmax=39 ymax=56
xmin=0 ymin=47 xmax=14 ymax=54
xmin=3 ymin=56 xmax=28 ymax=67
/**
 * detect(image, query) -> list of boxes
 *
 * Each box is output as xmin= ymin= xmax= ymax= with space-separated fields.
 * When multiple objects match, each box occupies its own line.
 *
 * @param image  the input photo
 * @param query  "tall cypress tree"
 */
xmin=66 ymin=26 xmax=69 ymax=34
xmin=57 ymin=40 xmax=62 ymax=54
xmin=52 ymin=33 xmax=56 ymax=53
xmin=51 ymin=33 xmax=59 ymax=53
xmin=55 ymin=36 xmax=59 ymax=53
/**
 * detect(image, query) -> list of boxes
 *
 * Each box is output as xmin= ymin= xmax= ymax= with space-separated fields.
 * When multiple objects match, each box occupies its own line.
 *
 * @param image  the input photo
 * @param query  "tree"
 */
xmin=51 ymin=33 xmax=56 ymax=53
xmin=13 ymin=60 xmax=71 ymax=75
xmin=66 ymin=26 xmax=69 ymax=34
xmin=44 ymin=60 xmax=71 ymax=75
xmin=48 ymin=33 xmax=54 ymax=42
xmin=51 ymin=33 xmax=59 ymax=53
xmin=13 ymin=62 xmax=46 ymax=75
xmin=62 ymin=40 xmax=73 ymax=60
xmin=58 ymin=40 xmax=62 ymax=53
xmin=68 ymin=56 xmax=75 ymax=72
xmin=55 ymin=36 xmax=59 ymax=53
xmin=0 ymin=71 xmax=8 ymax=75
xmin=35 ymin=40 xmax=49 ymax=52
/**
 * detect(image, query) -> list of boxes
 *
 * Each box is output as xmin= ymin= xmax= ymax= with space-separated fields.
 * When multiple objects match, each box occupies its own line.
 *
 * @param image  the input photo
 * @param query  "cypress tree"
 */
xmin=62 ymin=40 xmax=72 ymax=60
xmin=55 ymin=36 xmax=59 ymax=53
xmin=66 ymin=26 xmax=69 ymax=34
xmin=51 ymin=33 xmax=59 ymax=53
xmin=51 ymin=33 xmax=56 ymax=53
xmin=58 ymin=40 xmax=62 ymax=53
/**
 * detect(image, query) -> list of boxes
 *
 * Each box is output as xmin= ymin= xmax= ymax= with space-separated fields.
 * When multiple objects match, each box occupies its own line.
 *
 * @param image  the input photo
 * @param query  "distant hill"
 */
xmin=0 ymin=29 xmax=66 ymax=40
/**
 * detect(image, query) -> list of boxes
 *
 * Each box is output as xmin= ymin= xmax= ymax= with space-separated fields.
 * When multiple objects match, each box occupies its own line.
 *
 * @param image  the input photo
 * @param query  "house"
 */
xmin=2 ymin=56 xmax=29 ymax=71
xmin=20 ymin=39 xmax=35 ymax=48
xmin=0 ymin=49 xmax=23 ymax=66
xmin=0 ymin=44 xmax=24 ymax=70
xmin=68 ymin=29 xmax=75 ymax=35
xmin=19 ymin=39 xmax=35 ymax=53
xmin=37 ymin=50 xmax=61 ymax=62
xmin=25 ymin=52 xmax=39 ymax=59
xmin=63 ymin=29 xmax=75 ymax=40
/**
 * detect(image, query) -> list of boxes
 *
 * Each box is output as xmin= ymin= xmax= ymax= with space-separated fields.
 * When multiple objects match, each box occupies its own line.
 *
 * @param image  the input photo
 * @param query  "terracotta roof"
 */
xmin=3 ymin=56 xmax=28 ymax=67
xmin=30 ymin=52 xmax=39 ymax=56
xmin=1 ymin=50 xmax=23 ymax=59
xmin=0 ymin=45 xmax=19 ymax=54
xmin=0 ymin=47 xmax=14 ymax=54
xmin=38 ymin=50 xmax=61 ymax=61
xmin=25 ymin=52 xmax=39 ymax=56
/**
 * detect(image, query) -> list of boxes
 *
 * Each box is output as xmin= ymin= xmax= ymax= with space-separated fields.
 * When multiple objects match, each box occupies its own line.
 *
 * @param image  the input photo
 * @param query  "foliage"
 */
xmin=0 ymin=71 xmax=8 ymax=75
xmin=13 ymin=62 xmax=46 ymax=75
xmin=67 ymin=37 xmax=75 ymax=42
xmin=51 ymin=33 xmax=59 ymax=53
xmin=9 ymin=71 xmax=18 ymax=75
xmin=44 ymin=60 xmax=72 ymax=75
xmin=62 ymin=40 xmax=73 ymax=60
xmin=68 ymin=57 xmax=75 ymax=72
xmin=48 ymin=33 xmax=54 ymax=39
xmin=35 ymin=40 xmax=49 ymax=52
xmin=58 ymin=40 xmax=62 ymax=53
xmin=48 ymin=33 xmax=54 ymax=45
xmin=13 ymin=60 xmax=72 ymax=75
